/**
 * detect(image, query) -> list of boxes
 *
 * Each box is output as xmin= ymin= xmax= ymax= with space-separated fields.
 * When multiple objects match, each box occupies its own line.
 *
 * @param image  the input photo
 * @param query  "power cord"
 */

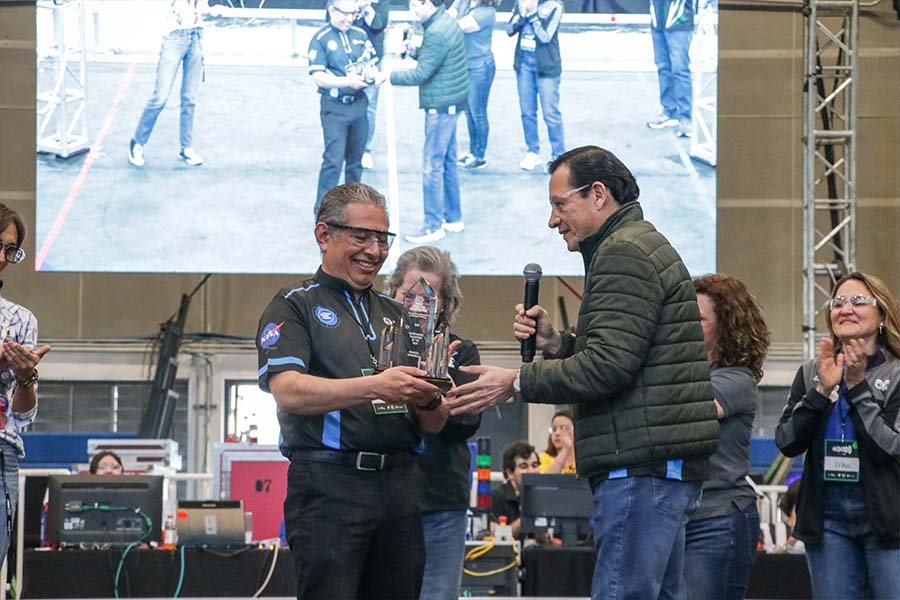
xmin=462 ymin=536 xmax=519 ymax=577
xmin=173 ymin=544 xmax=186 ymax=598
xmin=109 ymin=509 xmax=153 ymax=599
xmin=252 ymin=540 xmax=281 ymax=598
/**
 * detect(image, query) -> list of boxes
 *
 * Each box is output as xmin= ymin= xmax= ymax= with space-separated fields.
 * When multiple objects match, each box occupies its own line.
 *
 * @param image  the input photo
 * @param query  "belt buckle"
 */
xmin=356 ymin=452 xmax=384 ymax=471
xmin=341 ymin=95 xmax=354 ymax=104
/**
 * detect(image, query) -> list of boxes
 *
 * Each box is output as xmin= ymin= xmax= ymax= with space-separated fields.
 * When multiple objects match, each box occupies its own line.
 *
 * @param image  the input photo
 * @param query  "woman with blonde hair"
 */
xmin=776 ymin=272 xmax=900 ymax=599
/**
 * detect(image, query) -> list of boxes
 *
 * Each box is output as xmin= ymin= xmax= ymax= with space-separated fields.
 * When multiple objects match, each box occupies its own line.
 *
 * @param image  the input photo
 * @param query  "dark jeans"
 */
xmin=464 ymin=58 xmax=495 ymax=160
xmin=422 ymin=111 xmax=461 ymax=231
xmin=315 ymin=95 xmax=369 ymax=215
xmin=591 ymin=476 xmax=701 ymax=600
xmin=805 ymin=484 xmax=900 ymax=599
xmin=684 ymin=500 xmax=760 ymax=600
xmin=650 ymin=27 xmax=693 ymax=122
xmin=283 ymin=457 xmax=425 ymax=600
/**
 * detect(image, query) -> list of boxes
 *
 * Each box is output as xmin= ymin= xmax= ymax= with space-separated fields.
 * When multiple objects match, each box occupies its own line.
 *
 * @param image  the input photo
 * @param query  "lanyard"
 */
xmin=341 ymin=290 xmax=379 ymax=368
xmin=837 ymin=381 xmax=850 ymax=441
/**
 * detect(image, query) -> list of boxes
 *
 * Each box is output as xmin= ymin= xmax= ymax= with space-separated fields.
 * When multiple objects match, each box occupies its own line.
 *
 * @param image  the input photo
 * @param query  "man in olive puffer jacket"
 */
xmin=391 ymin=0 xmax=469 ymax=244
xmin=447 ymin=145 xmax=719 ymax=600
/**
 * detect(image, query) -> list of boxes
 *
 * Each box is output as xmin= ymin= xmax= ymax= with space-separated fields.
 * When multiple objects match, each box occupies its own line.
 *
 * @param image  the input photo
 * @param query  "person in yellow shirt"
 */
xmin=538 ymin=411 xmax=576 ymax=474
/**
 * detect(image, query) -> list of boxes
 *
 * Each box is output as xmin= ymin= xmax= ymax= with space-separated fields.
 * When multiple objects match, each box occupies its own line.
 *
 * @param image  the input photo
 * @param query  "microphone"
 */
xmin=521 ymin=263 xmax=542 ymax=363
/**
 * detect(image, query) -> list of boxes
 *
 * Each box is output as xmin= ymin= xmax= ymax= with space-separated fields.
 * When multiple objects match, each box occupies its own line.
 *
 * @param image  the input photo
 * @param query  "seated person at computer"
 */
xmin=89 ymin=451 xmax=124 ymax=475
xmin=490 ymin=441 xmax=540 ymax=538
xmin=778 ymin=479 xmax=804 ymax=553
xmin=539 ymin=411 xmax=575 ymax=474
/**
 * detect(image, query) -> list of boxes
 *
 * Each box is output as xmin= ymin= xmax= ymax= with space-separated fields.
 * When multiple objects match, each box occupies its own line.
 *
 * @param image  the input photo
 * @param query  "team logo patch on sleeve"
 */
xmin=315 ymin=306 xmax=340 ymax=327
xmin=259 ymin=321 xmax=284 ymax=349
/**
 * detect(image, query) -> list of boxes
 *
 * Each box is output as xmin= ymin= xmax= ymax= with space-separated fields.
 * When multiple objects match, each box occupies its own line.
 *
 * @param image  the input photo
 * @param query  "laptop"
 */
xmin=176 ymin=500 xmax=246 ymax=547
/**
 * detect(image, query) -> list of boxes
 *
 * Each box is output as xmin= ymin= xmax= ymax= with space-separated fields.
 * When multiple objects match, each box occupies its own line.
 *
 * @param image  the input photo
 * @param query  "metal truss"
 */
xmin=690 ymin=0 xmax=718 ymax=166
xmin=802 ymin=0 xmax=859 ymax=359
xmin=36 ymin=0 xmax=89 ymax=158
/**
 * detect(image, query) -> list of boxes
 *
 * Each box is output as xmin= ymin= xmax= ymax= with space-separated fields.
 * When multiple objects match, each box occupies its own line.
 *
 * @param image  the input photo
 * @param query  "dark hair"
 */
xmin=315 ymin=183 xmax=387 ymax=226
xmin=543 ymin=411 xmax=574 ymax=456
xmin=89 ymin=451 xmax=124 ymax=474
xmin=827 ymin=271 xmax=900 ymax=358
xmin=779 ymin=479 xmax=801 ymax=516
xmin=548 ymin=146 xmax=640 ymax=206
xmin=501 ymin=441 xmax=536 ymax=478
xmin=0 ymin=203 xmax=26 ymax=247
xmin=386 ymin=246 xmax=464 ymax=326
xmin=693 ymin=274 xmax=770 ymax=381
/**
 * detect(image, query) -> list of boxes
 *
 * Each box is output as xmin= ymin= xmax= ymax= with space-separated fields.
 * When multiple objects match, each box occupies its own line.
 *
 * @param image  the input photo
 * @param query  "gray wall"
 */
xmin=1 ymin=4 xmax=898 ymax=344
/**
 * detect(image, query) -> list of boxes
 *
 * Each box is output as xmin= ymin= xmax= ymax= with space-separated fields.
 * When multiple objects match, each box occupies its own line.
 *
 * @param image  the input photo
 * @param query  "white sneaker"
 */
xmin=361 ymin=152 xmax=374 ymax=169
xmin=404 ymin=226 xmax=446 ymax=244
xmin=647 ymin=114 xmax=678 ymax=129
xmin=519 ymin=152 xmax=542 ymax=171
xmin=180 ymin=147 xmax=204 ymax=166
xmin=128 ymin=140 xmax=145 ymax=167
xmin=442 ymin=220 xmax=464 ymax=233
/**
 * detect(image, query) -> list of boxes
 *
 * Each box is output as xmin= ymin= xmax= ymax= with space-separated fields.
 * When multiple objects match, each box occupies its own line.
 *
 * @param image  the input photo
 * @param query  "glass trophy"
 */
xmin=378 ymin=276 xmax=453 ymax=393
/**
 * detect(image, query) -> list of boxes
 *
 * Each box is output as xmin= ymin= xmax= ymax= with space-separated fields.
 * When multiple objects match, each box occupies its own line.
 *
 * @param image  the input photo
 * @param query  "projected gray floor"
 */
xmin=35 ymin=25 xmax=715 ymax=277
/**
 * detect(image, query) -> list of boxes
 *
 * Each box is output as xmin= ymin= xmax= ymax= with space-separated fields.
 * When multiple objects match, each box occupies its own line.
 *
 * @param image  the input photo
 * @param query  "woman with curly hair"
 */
xmin=776 ymin=272 xmax=900 ymax=599
xmin=684 ymin=274 xmax=770 ymax=600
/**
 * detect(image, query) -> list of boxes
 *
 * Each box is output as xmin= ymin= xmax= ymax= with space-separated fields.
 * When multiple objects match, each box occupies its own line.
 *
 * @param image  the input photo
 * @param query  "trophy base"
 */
xmin=373 ymin=370 xmax=453 ymax=394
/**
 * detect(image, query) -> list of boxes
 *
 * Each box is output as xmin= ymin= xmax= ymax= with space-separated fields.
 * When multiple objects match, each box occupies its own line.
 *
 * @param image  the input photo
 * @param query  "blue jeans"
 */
xmin=515 ymin=52 xmax=565 ymax=158
xmin=465 ymin=58 xmax=495 ymax=160
xmin=422 ymin=111 xmax=461 ymax=231
xmin=591 ymin=476 xmax=701 ymax=600
xmin=0 ymin=443 xmax=19 ymax=563
xmin=363 ymin=68 xmax=380 ymax=154
xmin=419 ymin=509 xmax=468 ymax=600
xmin=650 ymin=28 xmax=693 ymax=122
xmin=684 ymin=500 xmax=760 ymax=600
xmin=134 ymin=28 xmax=204 ymax=149
xmin=805 ymin=484 xmax=900 ymax=600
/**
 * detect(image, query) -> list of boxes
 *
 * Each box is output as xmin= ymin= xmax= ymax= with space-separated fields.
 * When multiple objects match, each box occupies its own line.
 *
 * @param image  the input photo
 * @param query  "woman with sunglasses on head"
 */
xmin=0 ymin=204 xmax=51 ymax=565
xmin=776 ymin=272 xmax=900 ymax=599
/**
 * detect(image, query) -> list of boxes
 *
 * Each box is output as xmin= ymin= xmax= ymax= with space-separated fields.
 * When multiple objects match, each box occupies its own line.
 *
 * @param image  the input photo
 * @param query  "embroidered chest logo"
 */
xmin=874 ymin=378 xmax=890 ymax=392
xmin=259 ymin=321 xmax=284 ymax=349
xmin=315 ymin=306 xmax=340 ymax=327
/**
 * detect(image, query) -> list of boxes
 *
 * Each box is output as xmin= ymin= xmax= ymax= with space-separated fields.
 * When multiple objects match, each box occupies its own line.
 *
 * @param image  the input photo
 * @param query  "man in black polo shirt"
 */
xmin=257 ymin=182 xmax=446 ymax=599
xmin=309 ymin=0 xmax=386 ymax=216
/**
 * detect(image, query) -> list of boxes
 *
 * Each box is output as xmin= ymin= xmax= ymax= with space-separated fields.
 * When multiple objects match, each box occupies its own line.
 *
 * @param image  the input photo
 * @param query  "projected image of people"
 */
xmin=35 ymin=0 xmax=717 ymax=277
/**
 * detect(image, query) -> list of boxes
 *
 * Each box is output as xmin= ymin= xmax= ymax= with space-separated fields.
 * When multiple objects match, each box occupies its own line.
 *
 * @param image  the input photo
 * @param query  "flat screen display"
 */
xmin=34 ymin=0 xmax=716 ymax=276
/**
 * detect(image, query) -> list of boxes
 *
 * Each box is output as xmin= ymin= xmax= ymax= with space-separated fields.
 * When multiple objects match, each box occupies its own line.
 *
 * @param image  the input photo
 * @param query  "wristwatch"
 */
xmin=512 ymin=369 xmax=521 ymax=393
xmin=419 ymin=393 xmax=442 ymax=412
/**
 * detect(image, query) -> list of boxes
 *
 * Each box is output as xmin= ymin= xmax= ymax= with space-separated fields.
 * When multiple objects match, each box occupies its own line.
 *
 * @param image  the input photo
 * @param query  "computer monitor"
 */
xmin=519 ymin=474 xmax=593 ymax=546
xmin=46 ymin=475 xmax=163 ymax=546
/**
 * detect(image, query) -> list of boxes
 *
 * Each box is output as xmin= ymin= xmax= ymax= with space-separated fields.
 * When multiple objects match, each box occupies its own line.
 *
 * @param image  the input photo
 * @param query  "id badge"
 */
xmin=520 ymin=34 xmax=536 ymax=52
xmin=371 ymin=399 xmax=409 ymax=415
xmin=823 ymin=439 xmax=860 ymax=482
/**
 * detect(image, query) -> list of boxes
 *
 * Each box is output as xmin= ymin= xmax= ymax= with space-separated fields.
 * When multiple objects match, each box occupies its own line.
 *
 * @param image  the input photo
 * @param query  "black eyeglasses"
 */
xmin=829 ymin=295 xmax=877 ymax=310
xmin=0 ymin=242 xmax=25 ymax=264
xmin=325 ymin=223 xmax=396 ymax=248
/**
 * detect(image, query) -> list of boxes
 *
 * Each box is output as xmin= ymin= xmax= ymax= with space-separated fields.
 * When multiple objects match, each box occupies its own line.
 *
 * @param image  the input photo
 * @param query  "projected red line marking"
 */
xmin=35 ymin=62 xmax=138 ymax=271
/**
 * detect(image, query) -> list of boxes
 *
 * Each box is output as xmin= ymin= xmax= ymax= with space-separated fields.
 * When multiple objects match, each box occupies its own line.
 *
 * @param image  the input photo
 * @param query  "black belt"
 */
xmin=291 ymin=449 xmax=409 ymax=471
xmin=324 ymin=93 xmax=364 ymax=105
